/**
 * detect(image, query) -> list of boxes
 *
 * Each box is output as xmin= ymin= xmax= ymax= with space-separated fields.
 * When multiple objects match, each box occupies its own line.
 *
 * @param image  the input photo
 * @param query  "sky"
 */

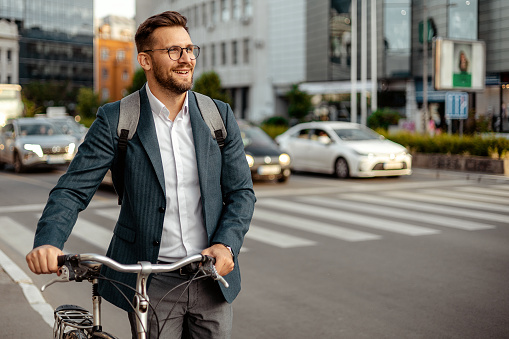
xmin=94 ymin=0 xmax=136 ymax=19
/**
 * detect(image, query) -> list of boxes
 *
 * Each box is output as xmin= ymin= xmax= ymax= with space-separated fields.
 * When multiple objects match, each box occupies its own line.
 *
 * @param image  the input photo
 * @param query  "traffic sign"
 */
xmin=445 ymin=92 xmax=468 ymax=120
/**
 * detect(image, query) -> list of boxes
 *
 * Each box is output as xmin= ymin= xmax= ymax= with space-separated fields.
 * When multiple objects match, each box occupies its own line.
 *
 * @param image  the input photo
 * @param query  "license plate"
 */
xmin=384 ymin=162 xmax=403 ymax=170
xmin=258 ymin=165 xmax=281 ymax=175
xmin=47 ymin=155 xmax=65 ymax=164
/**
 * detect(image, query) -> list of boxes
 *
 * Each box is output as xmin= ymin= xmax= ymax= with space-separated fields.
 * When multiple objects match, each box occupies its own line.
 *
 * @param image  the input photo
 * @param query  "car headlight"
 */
xmin=279 ymin=153 xmax=291 ymax=166
xmin=66 ymin=143 xmax=76 ymax=155
xmin=24 ymin=144 xmax=43 ymax=157
xmin=246 ymin=154 xmax=254 ymax=167
xmin=353 ymin=149 xmax=375 ymax=158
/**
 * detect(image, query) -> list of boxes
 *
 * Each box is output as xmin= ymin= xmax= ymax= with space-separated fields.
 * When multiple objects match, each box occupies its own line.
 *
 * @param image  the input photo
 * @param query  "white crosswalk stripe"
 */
xmin=256 ymin=199 xmax=440 ymax=236
xmin=246 ymin=224 xmax=316 ymax=248
xmin=383 ymin=191 xmax=508 ymax=213
xmin=253 ymin=208 xmax=381 ymax=242
xmin=72 ymin=218 xmax=112 ymax=251
xmin=0 ymin=216 xmax=36 ymax=256
xmin=342 ymin=193 xmax=508 ymax=224
xmin=298 ymin=196 xmax=495 ymax=231
xmin=419 ymin=189 xmax=509 ymax=205
xmin=454 ymin=186 xmax=509 ymax=197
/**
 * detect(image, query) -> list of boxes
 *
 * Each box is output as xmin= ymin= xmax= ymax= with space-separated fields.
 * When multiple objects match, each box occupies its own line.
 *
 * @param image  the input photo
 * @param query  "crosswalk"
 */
xmin=0 ymin=181 xmax=508 ymax=256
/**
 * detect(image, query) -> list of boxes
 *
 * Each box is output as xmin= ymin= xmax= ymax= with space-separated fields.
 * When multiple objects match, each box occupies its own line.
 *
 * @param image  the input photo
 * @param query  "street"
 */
xmin=0 ymin=168 xmax=508 ymax=338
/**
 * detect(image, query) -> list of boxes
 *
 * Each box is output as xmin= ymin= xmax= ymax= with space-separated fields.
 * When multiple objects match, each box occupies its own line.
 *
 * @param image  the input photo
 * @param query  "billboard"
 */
xmin=433 ymin=38 xmax=485 ymax=91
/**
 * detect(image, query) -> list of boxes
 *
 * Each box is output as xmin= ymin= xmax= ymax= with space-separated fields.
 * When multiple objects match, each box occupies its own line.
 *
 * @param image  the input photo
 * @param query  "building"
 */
xmin=0 ymin=0 xmax=94 ymax=90
xmin=95 ymin=15 xmax=136 ymax=102
xmin=0 ymin=19 xmax=19 ymax=84
xmin=135 ymin=0 xmax=509 ymax=131
xmin=136 ymin=0 xmax=306 ymax=122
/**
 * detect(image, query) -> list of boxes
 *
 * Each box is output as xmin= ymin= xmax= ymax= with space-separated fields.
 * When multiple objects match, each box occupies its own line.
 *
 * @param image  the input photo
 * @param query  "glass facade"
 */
xmin=0 ymin=0 xmax=94 ymax=87
xmin=383 ymin=0 xmax=411 ymax=78
xmin=448 ymin=0 xmax=478 ymax=40
xmin=330 ymin=0 xmax=352 ymax=80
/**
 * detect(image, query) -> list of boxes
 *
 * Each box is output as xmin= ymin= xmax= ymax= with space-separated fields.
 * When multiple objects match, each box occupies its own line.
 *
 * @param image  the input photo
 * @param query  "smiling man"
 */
xmin=26 ymin=11 xmax=255 ymax=339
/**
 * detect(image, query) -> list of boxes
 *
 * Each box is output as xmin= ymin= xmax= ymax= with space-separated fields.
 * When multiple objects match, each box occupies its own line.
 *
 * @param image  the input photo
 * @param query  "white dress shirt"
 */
xmin=146 ymin=84 xmax=208 ymax=261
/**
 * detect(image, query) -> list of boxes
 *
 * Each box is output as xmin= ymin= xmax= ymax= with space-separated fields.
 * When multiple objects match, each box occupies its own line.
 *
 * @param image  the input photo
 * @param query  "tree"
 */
xmin=76 ymin=87 xmax=101 ymax=119
xmin=286 ymin=84 xmax=312 ymax=121
xmin=192 ymin=71 xmax=231 ymax=104
xmin=128 ymin=67 xmax=147 ymax=94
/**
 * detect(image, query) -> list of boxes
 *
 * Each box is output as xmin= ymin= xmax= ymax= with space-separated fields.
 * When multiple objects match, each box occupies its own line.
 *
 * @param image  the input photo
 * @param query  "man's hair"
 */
xmin=135 ymin=11 xmax=188 ymax=53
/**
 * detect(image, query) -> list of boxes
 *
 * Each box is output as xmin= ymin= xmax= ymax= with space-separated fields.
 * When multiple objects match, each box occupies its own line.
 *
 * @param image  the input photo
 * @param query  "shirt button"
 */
xmin=153 ymin=240 xmax=160 ymax=246
xmin=158 ymin=207 xmax=165 ymax=213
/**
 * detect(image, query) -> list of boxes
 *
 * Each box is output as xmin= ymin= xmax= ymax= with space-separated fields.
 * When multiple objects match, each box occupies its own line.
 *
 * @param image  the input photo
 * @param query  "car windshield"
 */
xmin=241 ymin=126 xmax=276 ymax=147
xmin=51 ymin=120 xmax=83 ymax=135
xmin=333 ymin=128 xmax=380 ymax=141
xmin=19 ymin=123 xmax=62 ymax=136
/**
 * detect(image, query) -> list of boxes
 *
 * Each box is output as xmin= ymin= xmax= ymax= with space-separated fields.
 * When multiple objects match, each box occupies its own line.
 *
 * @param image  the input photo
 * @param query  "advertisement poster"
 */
xmin=453 ymin=44 xmax=472 ymax=88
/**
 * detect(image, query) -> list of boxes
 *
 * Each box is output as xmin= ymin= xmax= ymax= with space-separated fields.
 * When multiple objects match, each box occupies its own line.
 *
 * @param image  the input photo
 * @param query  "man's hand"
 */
xmin=201 ymin=244 xmax=234 ymax=277
xmin=26 ymin=245 xmax=64 ymax=274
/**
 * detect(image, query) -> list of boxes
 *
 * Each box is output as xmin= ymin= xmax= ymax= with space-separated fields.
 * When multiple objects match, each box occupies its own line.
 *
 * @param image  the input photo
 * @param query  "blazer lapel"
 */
xmin=136 ymin=85 xmax=166 ymax=195
xmin=188 ymin=91 xmax=211 ymax=195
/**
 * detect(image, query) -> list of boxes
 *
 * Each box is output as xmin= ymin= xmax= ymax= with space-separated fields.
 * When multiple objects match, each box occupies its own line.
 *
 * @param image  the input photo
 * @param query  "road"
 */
xmin=0 ymin=167 xmax=508 ymax=338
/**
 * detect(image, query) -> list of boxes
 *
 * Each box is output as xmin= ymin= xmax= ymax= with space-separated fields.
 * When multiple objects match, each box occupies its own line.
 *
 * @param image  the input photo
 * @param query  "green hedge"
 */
xmin=380 ymin=131 xmax=509 ymax=159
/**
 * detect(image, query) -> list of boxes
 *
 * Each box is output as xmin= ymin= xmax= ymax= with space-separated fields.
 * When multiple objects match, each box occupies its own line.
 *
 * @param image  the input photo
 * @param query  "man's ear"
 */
xmin=138 ymin=53 xmax=152 ymax=71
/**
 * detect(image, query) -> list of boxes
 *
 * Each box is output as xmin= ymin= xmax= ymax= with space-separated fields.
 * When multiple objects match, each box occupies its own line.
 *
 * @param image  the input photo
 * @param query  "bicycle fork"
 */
xmin=92 ymin=278 xmax=103 ymax=333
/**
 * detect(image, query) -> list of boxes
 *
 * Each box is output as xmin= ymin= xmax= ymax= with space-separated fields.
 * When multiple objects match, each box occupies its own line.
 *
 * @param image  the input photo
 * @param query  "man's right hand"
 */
xmin=26 ymin=245 xmax=64 ymax=274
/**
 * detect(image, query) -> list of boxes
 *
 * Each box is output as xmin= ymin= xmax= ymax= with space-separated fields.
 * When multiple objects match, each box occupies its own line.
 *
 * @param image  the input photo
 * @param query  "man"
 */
xmin=26 ymin=11 xmax=256 ymax=338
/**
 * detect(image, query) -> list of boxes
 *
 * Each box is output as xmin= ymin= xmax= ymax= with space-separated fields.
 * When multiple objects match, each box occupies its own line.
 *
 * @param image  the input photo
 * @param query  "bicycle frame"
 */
xmin=42 ymin=253 xmax=228 ymax=339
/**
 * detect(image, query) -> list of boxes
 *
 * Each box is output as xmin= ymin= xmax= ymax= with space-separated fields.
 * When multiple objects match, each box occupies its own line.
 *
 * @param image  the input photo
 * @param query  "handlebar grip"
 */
xmin=57 ymin=255 xmax=67 ymax=267
xmin=203 ymin=255 xmax=216 ymax=265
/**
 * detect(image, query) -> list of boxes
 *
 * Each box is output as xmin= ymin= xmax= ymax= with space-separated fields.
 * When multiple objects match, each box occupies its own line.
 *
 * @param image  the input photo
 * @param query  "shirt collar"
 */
xmin=146 ymin=82 xmax=189 ymax=121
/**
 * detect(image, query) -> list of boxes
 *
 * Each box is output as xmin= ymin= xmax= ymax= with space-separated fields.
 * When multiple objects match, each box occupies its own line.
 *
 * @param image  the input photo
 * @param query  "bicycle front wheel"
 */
xmin=64 ymin=330 xmax=88 ymax=339
xmin=91 ymin=332 xmax=119 ymax=339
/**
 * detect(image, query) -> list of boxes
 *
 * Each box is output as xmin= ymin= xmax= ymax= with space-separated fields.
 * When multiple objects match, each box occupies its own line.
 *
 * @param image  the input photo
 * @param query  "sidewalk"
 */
xmin=0 ymin=251 xmax=53 ymax=337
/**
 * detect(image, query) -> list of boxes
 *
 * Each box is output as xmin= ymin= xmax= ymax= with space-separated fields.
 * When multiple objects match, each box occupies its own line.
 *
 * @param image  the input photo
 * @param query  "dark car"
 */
xmin=237 ymin=120 xmax=291 ymax=183
xmin=0 ymin=118 xmax=77 ymax=173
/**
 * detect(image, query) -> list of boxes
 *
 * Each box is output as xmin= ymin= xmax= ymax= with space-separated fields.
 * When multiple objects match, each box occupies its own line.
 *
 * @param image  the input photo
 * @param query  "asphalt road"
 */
xmin=0 ymin=167 xmax=508 ymax=338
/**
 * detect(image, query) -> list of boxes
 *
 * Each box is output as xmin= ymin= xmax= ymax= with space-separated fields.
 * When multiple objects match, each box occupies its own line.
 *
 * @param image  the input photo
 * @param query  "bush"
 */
xmin=381 ymin=131 xmax=509 ymax=159
xmin=368 ymin=108 xmax=403 ymax=130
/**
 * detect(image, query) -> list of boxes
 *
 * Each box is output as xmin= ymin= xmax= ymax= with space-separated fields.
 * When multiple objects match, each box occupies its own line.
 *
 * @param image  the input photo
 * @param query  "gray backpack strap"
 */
xmin=116 ymin=91 xmax=140 ymax=205
xmin=193 ymin=91 xmax=227 ymax=149
xmin=118 ymin=91 xmax=140 ymax=139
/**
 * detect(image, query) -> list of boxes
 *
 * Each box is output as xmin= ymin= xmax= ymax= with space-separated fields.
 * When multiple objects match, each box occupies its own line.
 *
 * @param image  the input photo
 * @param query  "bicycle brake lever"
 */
xmin=41 ymin=266 xmax=71 ymax=292
xmin=199 ymin=263 xmax=229 ymax=288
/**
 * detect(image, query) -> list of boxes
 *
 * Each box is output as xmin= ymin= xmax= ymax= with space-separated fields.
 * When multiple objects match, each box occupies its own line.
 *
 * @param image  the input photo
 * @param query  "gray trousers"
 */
xmin=128 ymin=271 xmax=232 ymax=339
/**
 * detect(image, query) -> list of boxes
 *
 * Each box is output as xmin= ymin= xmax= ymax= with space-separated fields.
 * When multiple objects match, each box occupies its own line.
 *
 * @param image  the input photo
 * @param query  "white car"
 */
xmin=275 ymin=121 xmax=412 ymax=178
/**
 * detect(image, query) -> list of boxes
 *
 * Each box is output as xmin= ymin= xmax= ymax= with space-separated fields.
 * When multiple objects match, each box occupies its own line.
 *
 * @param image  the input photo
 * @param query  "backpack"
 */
xmin=115 ymin=90 xmax=227 ymax=204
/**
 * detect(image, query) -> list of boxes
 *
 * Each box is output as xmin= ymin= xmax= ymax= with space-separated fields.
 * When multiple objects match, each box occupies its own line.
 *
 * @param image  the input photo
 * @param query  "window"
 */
xmin=243 ymin=0 xmax=253 ymax=17
xmin=202 ymin=3 xmax=208 ymax=27
xmin=122 ymin=70 xmax=129 ymax=81
xmin=211 ymin=0 xmax=219 ymax=24
xmin=221 ymin=0 xmax=230 ymax=22
xmin=232 ymin=41 xmax=238 ymax=65
xmin=102 ymin=88 xmax=110 ymax=100
xmin=7 ymin=50 xmax=11 ymax=61
xmin=211 ymin=44 xmax=216 ymax=66
xmin=201 ymin=45 xmax=206 ymax=67
xmin=383 ymin=0 xmax=411 ymax=77
xmin=233 ymin=0 xmax=241 ymax=19
xmin=221 ymin=42 xmax=227 ymax=65
xmin=243 ymin=39 xmax=249 ymax=64
xmin=448 ymin=0 xmax=478 ymax=40
xmin=102 ymin=68 xmax=108 ymax=79
xmin=116 ymin=50 xmax=125 ymax=61
xmin=101 ymin=48 xmax=109 ymax=60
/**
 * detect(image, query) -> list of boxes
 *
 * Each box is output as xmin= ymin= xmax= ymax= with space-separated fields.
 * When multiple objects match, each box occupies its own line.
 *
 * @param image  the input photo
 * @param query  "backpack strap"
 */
xmin=193 ymin=91 xmax=227 ymax=150
xmin=116 ymin=91 xmax=140 ymax=204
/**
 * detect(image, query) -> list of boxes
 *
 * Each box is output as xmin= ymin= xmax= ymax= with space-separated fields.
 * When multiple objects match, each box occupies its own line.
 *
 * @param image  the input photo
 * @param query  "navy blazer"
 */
xmin=33 ymin=86 xmax=256 ymax=311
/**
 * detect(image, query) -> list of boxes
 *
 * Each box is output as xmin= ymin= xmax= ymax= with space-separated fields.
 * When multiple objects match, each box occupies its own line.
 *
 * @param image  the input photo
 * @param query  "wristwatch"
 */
xmin=218 ymin=243 xmax=234 ymax=258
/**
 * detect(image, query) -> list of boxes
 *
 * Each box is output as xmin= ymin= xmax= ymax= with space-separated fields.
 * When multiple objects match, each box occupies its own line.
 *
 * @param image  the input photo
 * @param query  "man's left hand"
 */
xmin=201 ymin=244 xmax=234 ymax=276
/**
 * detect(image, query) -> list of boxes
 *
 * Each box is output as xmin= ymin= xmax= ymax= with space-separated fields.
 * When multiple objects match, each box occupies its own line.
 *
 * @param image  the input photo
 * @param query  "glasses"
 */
xmin=143 ymin=45 xmax=200 ymax=61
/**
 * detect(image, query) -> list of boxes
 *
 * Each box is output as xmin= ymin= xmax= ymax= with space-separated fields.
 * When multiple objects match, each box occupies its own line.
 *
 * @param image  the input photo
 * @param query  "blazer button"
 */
xmin=153 ymin=240 xmax=160 ymax=246
xmin=158 ymin=207 xmax=165 ymax=213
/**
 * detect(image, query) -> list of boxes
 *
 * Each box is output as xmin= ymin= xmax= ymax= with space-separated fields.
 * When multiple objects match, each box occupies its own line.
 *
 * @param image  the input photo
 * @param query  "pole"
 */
xmin=422 ymin=0 xmax=429 ymax=133
xmin=361 ymin=0 xmax=367 ymax=125
xmin=350 ymin=0 xmax=358 ymax=123
xmin=371 ymin=0 xmax=377 ymax=113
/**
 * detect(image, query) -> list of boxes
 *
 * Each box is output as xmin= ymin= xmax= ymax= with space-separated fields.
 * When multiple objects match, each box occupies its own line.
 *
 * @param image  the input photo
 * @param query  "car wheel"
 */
xmin=277 ymin=175 xmax=289 ymax=183
xmin=334 ymin=158 xmax=349 ymax=178
xmin=13 ymin=152 xmax=24 ymax=173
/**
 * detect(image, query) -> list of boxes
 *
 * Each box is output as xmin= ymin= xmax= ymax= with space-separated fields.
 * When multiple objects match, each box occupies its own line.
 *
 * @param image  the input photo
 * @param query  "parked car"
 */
xmin=42 ymin=116 xmax=88 ymax=145
xmin=0 ymin=118 xmax=78 ymax=173
xmin=275 ymin=121 xmax=412 ymax=178
xmin=238 ymin=120 xmax=291 ymax=183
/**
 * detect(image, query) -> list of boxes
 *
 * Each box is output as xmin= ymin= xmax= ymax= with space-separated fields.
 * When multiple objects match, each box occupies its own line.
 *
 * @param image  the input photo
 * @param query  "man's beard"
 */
xmin=153 ymin=62 xmax=194 ymax=95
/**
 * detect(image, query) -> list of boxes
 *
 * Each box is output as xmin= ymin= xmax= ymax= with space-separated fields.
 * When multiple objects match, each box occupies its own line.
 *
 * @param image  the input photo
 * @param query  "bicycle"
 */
xmin=41 ymin=253 xmax=229 ymax=339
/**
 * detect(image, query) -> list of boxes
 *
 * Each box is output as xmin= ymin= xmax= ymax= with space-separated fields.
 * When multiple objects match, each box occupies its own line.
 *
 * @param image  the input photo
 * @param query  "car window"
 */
xmin=19 ymin=123 xmax=62 ymax=136
xmin=240 ymin=125 xmax=276 ymax=147
xmin=311 ymin=129 xmax=331 ymax=144
xmin=293 ymin=128 xmax=312 ymax=139
xmin=333 ymin=128 xmax=380 ymax=141
xmin=2 ymin=124 xmax=13 ymax=133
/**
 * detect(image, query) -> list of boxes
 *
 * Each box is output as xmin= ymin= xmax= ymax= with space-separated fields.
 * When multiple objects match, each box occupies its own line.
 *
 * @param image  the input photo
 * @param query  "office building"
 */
xmin=0 ymin=0 xmax=94 ymax=89
xmin=0 ymin=19 xmax=18 ymax=84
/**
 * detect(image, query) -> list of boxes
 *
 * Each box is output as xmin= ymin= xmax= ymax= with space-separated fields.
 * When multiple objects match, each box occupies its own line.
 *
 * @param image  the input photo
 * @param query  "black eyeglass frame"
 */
xmin=142 ymin=45 xmax=201 ymax=60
